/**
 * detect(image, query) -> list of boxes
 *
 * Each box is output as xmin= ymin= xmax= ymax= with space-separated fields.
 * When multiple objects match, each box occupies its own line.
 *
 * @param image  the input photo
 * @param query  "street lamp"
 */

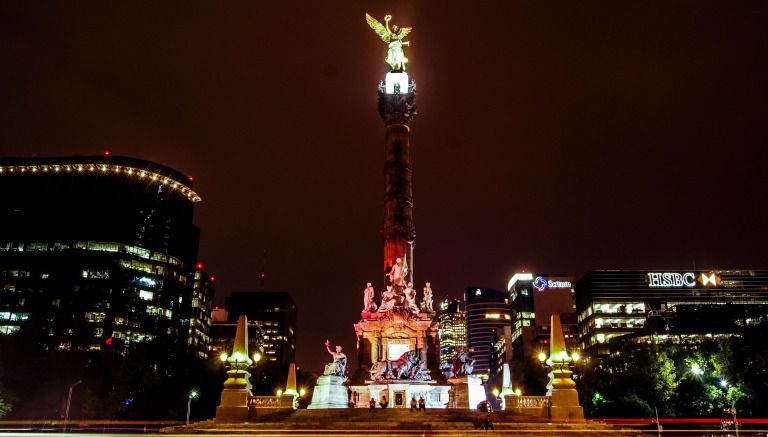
xmin=716 ymin=377 xmax=738 ymax=437
xmin=63 ymin=380 xmax=82 ymax=433
xmin=690 ymin=364 xmax=704 ymax=376
xmin=186 ymin=390 xmax=199 ymax=425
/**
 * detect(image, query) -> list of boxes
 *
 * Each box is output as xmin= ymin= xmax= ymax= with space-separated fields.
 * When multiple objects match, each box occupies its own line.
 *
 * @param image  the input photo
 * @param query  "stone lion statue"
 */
xmin=370 ymin=350 xmax=429 ymax=381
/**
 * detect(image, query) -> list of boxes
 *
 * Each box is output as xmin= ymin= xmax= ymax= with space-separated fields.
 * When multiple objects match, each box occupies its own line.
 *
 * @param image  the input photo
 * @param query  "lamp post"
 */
xmin=63 ymin=380 xmax=82 ymax=433
xmin=718 ymin=379 xmax=738 ymax=437
xmin=186 ymin=390 xmax=199 ymax=425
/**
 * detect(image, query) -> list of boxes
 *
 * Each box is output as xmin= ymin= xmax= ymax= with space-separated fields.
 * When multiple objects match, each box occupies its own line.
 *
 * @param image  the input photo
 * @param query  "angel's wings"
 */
xmin=397 ymin=27 xmax=412 ymax=40
xmin=366 ymin=14 xmax=390 ymax=42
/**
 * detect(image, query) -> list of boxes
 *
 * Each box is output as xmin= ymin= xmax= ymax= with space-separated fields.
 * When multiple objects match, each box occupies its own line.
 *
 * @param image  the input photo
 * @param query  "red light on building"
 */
xmin=105 ymin=337 xmax=113 ymax=345
xmin=104 ymin=150 xmax=111 ymax=156
xmin=188 ymin=175 xmax=195 ymax=181
xmin=196 ymin=263 xmax=204 ymax=270
xmin=210 ymin=275 xmax=216 ymax=282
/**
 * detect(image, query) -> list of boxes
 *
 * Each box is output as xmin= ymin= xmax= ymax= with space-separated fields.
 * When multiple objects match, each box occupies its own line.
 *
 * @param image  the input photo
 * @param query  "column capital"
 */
xmin=378 ymin=82 xmax=417 ymax=125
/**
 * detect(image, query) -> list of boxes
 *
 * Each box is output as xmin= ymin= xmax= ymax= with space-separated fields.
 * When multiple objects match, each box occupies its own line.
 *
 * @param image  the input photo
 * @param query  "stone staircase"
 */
xmin=165 ymin=409 xmax=645 ymax=435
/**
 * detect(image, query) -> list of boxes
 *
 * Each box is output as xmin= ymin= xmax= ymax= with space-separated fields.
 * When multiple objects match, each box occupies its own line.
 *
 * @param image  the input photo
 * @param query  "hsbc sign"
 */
xmin=646 ymin=272 xmax=721 ymax=288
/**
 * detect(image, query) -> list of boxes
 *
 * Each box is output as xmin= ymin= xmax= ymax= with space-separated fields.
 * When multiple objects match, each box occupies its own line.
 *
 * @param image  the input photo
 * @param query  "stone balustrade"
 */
xmin=507 ymin=396 xmax=551 ymax=408
xmin=248 ymin=396 xmax=282 ymax=408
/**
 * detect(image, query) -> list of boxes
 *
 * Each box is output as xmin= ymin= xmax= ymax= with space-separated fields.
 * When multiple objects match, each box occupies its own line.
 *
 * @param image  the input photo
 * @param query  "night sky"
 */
xmin=1 ymin=1 xmax=767 ymax=372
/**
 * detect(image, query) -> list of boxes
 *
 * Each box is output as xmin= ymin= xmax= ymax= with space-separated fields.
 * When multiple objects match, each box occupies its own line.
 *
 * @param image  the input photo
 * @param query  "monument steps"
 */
xmin=168 ymin=409 xmax=639 ymax=435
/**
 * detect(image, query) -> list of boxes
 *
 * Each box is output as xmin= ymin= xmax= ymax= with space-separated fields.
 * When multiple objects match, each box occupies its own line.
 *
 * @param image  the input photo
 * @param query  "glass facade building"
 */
xmin=0 ymin=155 xmax=211 ymax=356
xmin=464 ymin=286 xmax=512 ymax=379
xmin=437 ymin=298 xmax=467 ymax=372
xmin=508 ymin=273 xmax=577 ymax=362
xmin=576 ymin=270 xmax=768 ymax=356
xmin=222 ymin=291 xmax=297 ymax=364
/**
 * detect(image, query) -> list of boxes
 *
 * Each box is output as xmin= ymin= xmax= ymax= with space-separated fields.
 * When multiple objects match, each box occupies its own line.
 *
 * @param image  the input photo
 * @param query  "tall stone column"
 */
xmin=378 ymin=79 xmax=417 ymax=286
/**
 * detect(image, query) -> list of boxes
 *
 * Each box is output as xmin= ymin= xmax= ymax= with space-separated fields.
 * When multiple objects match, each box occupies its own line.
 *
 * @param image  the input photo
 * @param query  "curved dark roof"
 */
xmin=0 ymin=155 xmax=201 ymax=202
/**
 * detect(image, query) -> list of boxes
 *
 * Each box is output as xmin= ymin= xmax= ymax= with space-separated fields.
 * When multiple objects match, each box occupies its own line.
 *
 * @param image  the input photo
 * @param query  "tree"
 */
xmin=0 ymin=383 xmax=16 ymax=418
xmin=577 ymin=344 xmax=677 ymax=417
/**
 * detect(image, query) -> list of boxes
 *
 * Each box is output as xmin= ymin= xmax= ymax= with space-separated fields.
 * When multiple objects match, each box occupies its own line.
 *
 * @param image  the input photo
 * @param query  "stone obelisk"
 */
xmin=547 ymin=314 xmax=584 ymax=421
xmin=216 ymin=315 xmax=252 ymax=422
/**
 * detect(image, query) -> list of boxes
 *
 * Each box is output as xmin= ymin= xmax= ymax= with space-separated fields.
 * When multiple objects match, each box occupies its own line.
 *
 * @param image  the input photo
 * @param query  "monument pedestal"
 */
xmin=308 ymin=375 xmax=349 ymax=409
xmin=548 ymin=381 xmax=584 ymax=421
xmin=349 ymin=382 xmax=450 ymax=408
xmin=447 ymin=375 xmax=486 ymax=409
xmin=216 ymin=384 xmax=252 ymax=423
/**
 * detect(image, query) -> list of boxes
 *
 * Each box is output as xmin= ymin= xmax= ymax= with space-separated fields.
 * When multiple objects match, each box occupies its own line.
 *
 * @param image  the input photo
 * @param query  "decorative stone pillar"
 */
xmin=216 ymin=315 xmax=253 ymax=422
xmin=546 ymin=314 xmax=584 ymax=421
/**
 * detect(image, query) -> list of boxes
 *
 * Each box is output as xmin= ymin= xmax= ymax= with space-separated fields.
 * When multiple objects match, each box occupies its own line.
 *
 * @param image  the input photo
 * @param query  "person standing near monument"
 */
xmin=410 ymin=396 xmax=417 ymax=412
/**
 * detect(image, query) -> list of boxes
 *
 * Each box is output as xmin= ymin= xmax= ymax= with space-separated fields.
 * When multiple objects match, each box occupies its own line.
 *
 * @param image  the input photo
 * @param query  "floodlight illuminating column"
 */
xmin=378 ymin=72 xmax=417 ymax=285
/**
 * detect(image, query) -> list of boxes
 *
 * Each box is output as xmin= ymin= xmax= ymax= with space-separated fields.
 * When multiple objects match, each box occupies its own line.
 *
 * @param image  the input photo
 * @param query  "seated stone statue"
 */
xmin=323 ymin=339 xmax=347 ymax=378
xmin=404 ymin=282 xmax=419 ymax=313
xmin=378 ymin=287 xmax=396 ymax=313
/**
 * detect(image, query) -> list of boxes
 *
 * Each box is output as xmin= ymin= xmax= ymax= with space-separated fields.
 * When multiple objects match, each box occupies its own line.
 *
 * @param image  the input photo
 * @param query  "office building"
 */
xmin=0 ymin=155 xmax=211 ymax=356
xmin=223 ymin=291 xmax=297 ymax=364
xmin=186 ymin=267 xmax=215 ymax=358
xmin=208 ymin=307 xmax=265 ymax=360
xmin=437 ymin=298 xmax=467 ymax=372
xmin=576 ymin=270 xmax=768 ymax=356
xmin=507 ymin=273 xmax=577 ymax=362
xmin=464 ymin=286 xmax=512 ymax=379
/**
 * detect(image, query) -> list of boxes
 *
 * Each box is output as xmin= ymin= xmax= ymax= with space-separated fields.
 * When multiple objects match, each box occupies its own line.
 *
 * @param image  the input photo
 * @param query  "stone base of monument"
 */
xmin=167 ymin=409 xmax=633 ymax=435
xmin=447 ymin=375 xmax=486 ymax=409
xmin=549 ymin=388 xmax=584 ymax=421
xmin=307 ymin=375 xmax=350 ymax=409
xmin=349 ymin=382 xmax=450 ymax=408
xmin=215 ymin=388 xmax=251 ymax=422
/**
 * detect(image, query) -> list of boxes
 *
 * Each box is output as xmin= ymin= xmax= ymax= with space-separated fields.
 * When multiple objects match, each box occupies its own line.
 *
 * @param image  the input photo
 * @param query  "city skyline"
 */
xmin=1 ymin=1 xmax=767 ymax=371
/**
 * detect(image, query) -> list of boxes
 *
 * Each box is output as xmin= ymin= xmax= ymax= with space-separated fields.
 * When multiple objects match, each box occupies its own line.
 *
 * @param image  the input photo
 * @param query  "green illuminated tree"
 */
xmin=0 ymin=383 xmax=16 ymax=418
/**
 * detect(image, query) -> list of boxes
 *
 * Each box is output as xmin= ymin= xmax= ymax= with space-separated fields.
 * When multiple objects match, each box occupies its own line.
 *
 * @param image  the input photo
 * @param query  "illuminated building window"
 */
xmin=82 ymin=269 xmax=110 ymax=279
xmin=27 ymin=242 xmax=48 ymax=251
xmin=0 ymin=325 xmax=20 ymax=335
xmin=119 ymin=259 xmax=153 ymax=273
xmin=126 ymin=245 xmax=150 ymax=259
xmin=139 ymin=290 xmax=154 ymax=301
xmin=87 ymin=241 xmax=119 ymax=252
xmin=85 ymin=312 xmax=106 ymax=322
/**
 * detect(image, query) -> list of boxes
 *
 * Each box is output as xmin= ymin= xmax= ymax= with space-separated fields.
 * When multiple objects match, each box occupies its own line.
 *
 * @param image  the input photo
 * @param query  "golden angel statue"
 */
xmin=365 ymin=14 xmax=412 ymax=71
